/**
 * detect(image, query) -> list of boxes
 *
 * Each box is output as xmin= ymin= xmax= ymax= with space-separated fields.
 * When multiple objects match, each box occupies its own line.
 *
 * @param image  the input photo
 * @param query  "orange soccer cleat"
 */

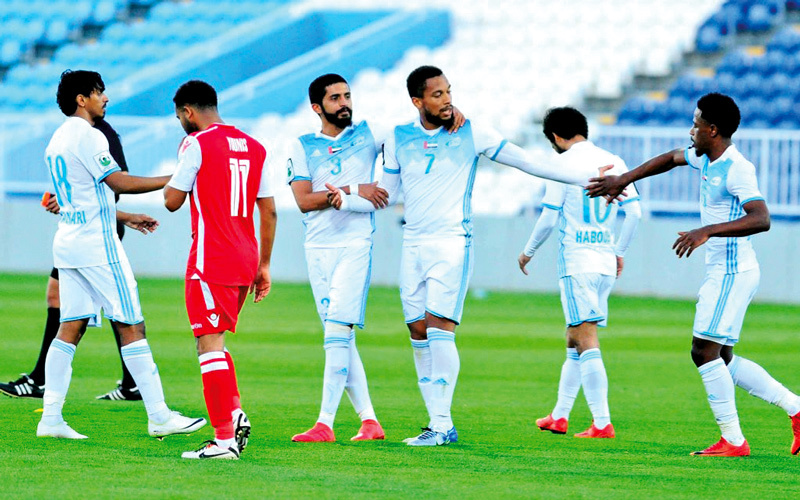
xmin=691 ymin=437 xmax=750 ymax=457
xmin=351 ymin=419 xmax=385 ymax=441
xmin=790 ymin=412 xmax=800 ymax=455
xmin=291 ymin=422 xmax=335 ymax=443
xmin=536 ymin=414 xmax=568 ymax=434
xmin=575 ymin=422 xmax=615 ymax=438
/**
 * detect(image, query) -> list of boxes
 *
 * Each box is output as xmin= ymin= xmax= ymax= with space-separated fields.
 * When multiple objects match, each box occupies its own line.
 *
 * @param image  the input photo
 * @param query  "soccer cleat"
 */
xmin=148 ymin=411 xmax=207 ymax=438
xmin=691 ymin=437 xmax=750 ymax=457
xmin=446 ymin=426 xmax=458 ymax=443
xmin=790 ymin=412 xmax=800 ymax=455
xmin=0 ymin=374 xmax=44 ymax=399
xmin=406 ymin=428 xmax=449 ymax=447
xmin=95 ymin=380 xmax=142 ymax=401
xmin=402 ymin=427 xmax=430 ymax=444
xmin=575 ymin=422 xmax=615 ymax=438
xmin=37 ymin=420 xmax=88 ymax=439
xmin=292 ymin=422 xmax=335 ymax=442
xmin=536 ymin=414 xmax=568 ymax=434
xmin=181 ymin=440 xmax=239 ymax=460
xmin=351 ymin=419 xmax=385 ymax=441
xmin=234 ymin=411 xmax=251 ymax=452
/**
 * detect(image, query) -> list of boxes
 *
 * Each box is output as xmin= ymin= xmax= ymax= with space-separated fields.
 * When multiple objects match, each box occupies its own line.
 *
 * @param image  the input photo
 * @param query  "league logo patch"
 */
xmin=286 ymin=158 xmax=294 ymax=179
xmin=446 ymin=137 xmax=462 ymax=148
xmin=94 ymin=152 xmax=113 ymax=168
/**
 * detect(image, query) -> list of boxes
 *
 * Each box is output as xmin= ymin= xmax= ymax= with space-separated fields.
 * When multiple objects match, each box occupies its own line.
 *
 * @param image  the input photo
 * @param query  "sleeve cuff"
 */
xmin=97 ymin=166 xmax=121 ymax=183
xmin=740 ymin=196 xmax=764 ymax=206
xmin=541 ymin=203 xmax=562 ymax=211
xmin=489 ymin=139 xmax=508 ymax=162
xmin=383 ymin=167 xmax=400 ymax=174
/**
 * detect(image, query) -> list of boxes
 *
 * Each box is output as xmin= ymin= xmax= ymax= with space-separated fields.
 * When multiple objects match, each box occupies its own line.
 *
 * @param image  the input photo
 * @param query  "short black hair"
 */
xmin=56 ymin=69 xmax=105 ymax=116
xmin=697 ymin=92 xmax=740 ymax=138
xmin=173 ymin=80 xmax=217 ymax=109
xmin=406 ymin=65 xmax=443 ymax=98
xmin=308 ymin=74 xmax=347 ymax=106
xmin=542 ymin=106 xmax=589 ymax=143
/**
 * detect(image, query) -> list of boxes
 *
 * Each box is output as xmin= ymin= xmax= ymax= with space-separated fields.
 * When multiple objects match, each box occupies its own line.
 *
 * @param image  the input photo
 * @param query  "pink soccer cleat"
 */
xmin=575 ymin=422 xmax=615 ymax=438
xmin=536 ymin=414 xmax=568 ymax=435
xmin=351 ymin=419 xmax=385 ymax=441
xmin=691 ymin=436 xmax=750 ymax=457
xmin=291 ymin=422 xmax=335 ymax=442
xmin=790 ymin=412 xmax=800 ymax=455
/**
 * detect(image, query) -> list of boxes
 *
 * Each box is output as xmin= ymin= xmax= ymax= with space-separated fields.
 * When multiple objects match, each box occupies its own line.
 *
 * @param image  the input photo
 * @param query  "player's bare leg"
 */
xmin=114 ymin=321 xmax=206 ymax=438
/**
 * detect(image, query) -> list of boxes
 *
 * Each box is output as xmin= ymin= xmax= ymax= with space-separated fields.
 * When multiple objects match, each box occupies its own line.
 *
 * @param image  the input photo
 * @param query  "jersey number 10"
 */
xmin=581 ymin=191 xmax=613 ymax=224
xmin=229 ymin=158 xmax=250 ymax=217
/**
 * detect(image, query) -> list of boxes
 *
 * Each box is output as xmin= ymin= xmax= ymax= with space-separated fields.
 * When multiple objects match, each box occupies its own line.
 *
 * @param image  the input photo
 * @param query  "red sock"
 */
xmin=225 ymin=349 xmax=241 ymax=410
xmin=200 ymin=352 xmax=234 ymax=441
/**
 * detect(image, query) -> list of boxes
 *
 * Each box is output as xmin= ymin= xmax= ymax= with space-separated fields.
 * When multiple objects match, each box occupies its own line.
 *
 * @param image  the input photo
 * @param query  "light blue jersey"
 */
xmin=287 ymin=120 xmax=381 ymax=247
xmin=382 ymin=119 xmax=505 ymax=243
xmin=685 ymin=145 xmax=763 ymax=273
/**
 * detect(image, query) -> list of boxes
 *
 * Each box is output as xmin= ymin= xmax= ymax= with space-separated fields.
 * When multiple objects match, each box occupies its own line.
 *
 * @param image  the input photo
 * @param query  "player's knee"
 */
xmin=407 ymin=321 xmax=427 ymax=340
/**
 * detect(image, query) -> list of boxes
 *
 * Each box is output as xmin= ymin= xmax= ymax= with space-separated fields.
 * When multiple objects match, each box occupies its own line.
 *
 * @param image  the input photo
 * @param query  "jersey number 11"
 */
xmin=229 ymin=158 xmax=250 ymax=217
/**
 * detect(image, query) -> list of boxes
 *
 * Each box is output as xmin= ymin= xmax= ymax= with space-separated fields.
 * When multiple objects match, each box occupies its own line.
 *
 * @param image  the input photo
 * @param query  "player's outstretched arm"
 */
xmin=518 ymin=207 xmax=559 ymax=275
xmin=586 ymin=148 xmax=687 ymax=199
xmin=104 ymin=171 xmax=171 ymax=195
xmin=253 ymin=196 xmax=277 ymax=303
xmin=490 ymin=142 xmax=594 ymax=186
xmin=673 ymin=199 xmax=770 ymax=258
xmin=117 ymin=210 xmax=159 ymax=234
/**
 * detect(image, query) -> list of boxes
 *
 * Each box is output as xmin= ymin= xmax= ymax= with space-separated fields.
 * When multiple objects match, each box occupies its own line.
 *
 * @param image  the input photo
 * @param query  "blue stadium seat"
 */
xmin=0 ymin=39 xmax=23 ymax=67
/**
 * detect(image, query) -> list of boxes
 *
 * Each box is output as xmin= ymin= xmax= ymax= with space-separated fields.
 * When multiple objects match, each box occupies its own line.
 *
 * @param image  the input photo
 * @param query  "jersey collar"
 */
xmin=315 ymin=122 xmax=358 ymax=141
xmin=413 ymin=119 xmax=442 ymax=137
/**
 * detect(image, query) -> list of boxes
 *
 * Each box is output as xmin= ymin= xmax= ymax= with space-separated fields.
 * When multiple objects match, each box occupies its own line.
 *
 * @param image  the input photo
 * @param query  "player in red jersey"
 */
xmin=164 ymin=80 xmax=276 ymax=460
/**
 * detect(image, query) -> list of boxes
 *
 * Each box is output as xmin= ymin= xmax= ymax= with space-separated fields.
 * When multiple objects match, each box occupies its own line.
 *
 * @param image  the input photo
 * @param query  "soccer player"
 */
xmin=38 ymin=69 xmax=206 ymax=440
xmin=1 ymin=118 xmax=152 ymax=402
xmin=286 ymin=74 xmax=388 ymax=443
xmin=586 ymin=92 xmax=800 ymax=456
xmin=328 ymin=66 xmax=601 ymax=446
xmin=164 ymin=80 xmax=276 ymax=460
xmin=517 ymin=107 xmax=642 ymax=439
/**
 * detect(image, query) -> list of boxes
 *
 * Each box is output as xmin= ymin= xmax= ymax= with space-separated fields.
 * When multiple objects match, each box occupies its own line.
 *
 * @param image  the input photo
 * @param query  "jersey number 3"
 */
xmin=229 ymin=158 xmax=250 ymax=217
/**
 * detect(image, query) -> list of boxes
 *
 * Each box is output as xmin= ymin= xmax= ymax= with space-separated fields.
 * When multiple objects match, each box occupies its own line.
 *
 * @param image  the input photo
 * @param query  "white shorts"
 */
xmin=59 ymin=258 xmax=143 ymax=326
xmin=559 ymin=273 xmax=615 ymax=327
xmin=306 ymin=241 xmax=372 ymax=328
xmin=693 ymin=268 xmax=759 ymax=346
xmin=400 ymin=237 xmax=473 ymax=325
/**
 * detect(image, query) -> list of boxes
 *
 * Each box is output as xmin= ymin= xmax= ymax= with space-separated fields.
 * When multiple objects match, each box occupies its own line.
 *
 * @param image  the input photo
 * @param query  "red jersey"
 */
xmin=168 ymin=123 xmax=270 ymax=286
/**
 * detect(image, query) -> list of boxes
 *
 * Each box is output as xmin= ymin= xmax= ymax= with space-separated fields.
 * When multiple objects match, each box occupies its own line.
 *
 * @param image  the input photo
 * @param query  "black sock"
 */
xmin=29 ymin=307 xmax=61 ymax=385
xmin=111 ymin=322 xmax=136 ymax=390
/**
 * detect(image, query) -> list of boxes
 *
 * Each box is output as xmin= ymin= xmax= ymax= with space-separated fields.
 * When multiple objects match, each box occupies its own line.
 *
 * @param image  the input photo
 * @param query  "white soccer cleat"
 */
xmin=148 ymin=411 xmax=207 ymax=438
xmin=37 ymin=420 xmax=88 ymax=439
xmin=406 ymin=428 xmax=448 ymax=447
xmin=233 ymin=410 xmax=251 ymax=452
xmin=182 ymin=440 xmax=239 ymax=460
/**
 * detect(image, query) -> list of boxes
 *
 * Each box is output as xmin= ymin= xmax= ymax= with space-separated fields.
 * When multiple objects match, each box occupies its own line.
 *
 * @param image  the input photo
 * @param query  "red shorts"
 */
xmin=185 ymin=279 xmax=248 ymax=337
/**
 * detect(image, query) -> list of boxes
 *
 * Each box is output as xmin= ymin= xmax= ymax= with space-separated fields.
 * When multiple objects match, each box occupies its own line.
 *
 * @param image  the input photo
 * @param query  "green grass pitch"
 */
xmin=2 ymin=272 xmax=799 ymax=499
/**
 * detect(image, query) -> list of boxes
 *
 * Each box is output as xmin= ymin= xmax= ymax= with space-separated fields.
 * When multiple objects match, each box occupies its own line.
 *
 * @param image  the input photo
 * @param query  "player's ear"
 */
xmin=75 ymin=94 xmax=86 ymax=109
xmin=311 ymin=103 xmax=322 ymax=115
xmin=709 ymin=124 xmax=719 ymax=138
xmin=411 ymin=96 xmax=423 ymax=111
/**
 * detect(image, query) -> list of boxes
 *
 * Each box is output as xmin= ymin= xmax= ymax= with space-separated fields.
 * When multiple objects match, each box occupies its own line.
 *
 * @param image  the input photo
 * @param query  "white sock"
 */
xmin=42 ymin=339 xmax=75 ymax=426
xmin=318 ymin=322 xmax=350 ymax=428
xmin=216 ymin=437 xmax=237 ymax=450
xmin=427 ymin=328 xmax=460 ymax=433
xmin=410 ymin=337 xmax=433 ymax=423
xmin=579 ymin=348 xmax=610 ymax=429
xmin=728 ymin=355 xmax=800 ymax=415
xmin=699 ymin=358 xmax=745 ymax=446
xmin=552 ymin=348 xmax=581 ymax=420
xmin=344 ymin=330 xmax=377 ymax=422
xmin=120 ymin=339 xmax=170 ymax=424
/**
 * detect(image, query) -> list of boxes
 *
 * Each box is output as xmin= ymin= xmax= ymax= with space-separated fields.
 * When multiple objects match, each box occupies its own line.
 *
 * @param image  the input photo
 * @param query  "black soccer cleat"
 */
xmin=95 ymin=380 xmax=143 ymax=401
xmin=0 ymin=373 xmax=44 ymax=398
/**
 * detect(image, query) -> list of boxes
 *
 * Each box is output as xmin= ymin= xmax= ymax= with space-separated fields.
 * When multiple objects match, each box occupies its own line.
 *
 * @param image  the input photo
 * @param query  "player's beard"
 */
xmin=323 ymin=107 xmax=353 ymax=129
xmin=424 ymin=108 xmax=454 ymax=129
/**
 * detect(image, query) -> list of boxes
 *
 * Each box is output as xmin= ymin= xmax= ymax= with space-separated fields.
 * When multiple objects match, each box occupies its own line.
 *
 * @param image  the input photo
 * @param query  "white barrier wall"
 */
xmin=2 ymin=198 xmax=798 ymax=303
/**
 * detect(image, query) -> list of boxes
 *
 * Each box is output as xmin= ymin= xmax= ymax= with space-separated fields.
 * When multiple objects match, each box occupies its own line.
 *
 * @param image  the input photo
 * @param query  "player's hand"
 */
xmin=358 ymin=182 xmax=388 ymax=208
xmin=123 ymin=213 xmax=159 ymax=234
xmin=325 ymin=183 xmax=343 ymax=210
xmin=586 ymin=172 xmax=626 ymax=202
xmin=252 ymin=265 xmax=271 ymax=302
xmin=447 ymin=106 xmax=466 ymax=134
xmin=616 ymin=256 xmax=624 ymax=278
xmin=42 ymin=193 xmax=60 ymax=214
xmin=518 ymin=253 xmax=532 ymax=275
xmin=673 ymin=228 xmax=709 ymax=258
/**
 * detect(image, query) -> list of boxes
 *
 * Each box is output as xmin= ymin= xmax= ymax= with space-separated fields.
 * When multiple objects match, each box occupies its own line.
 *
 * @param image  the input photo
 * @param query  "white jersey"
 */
xmin=541 ymin=141 xmax=640 ymax=277
xmin=287 ymin=120 xmax=386 ymax=247
xmin=383 ymin=119 xmax=505 ymax=243
xmin=45 ymin=117 xmax=123 ymax=268
xmin=684 ymin=145 xmax=763 ymax=273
